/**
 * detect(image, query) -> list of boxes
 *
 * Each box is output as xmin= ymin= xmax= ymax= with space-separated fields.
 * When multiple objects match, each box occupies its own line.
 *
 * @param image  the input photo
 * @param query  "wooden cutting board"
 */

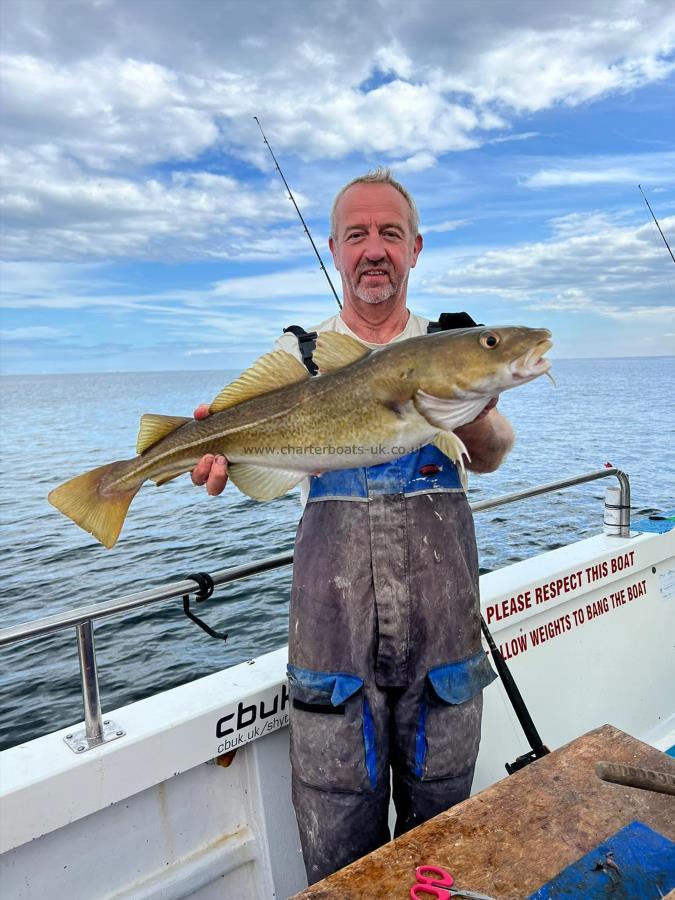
xmin=292 ymin=724 xmax=675 ymax=899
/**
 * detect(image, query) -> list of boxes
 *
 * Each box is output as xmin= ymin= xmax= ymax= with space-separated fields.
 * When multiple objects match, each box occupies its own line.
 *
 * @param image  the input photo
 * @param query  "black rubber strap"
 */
xmin=283 ymin=325 xmax=319 ymax=375
xmin=185 ymin=571 xmax=215 ymax=602
xmin=181 ymin=572 xmax=228 ymax=641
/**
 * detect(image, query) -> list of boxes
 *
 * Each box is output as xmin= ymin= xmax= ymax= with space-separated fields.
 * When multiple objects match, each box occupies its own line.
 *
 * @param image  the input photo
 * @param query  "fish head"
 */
xmin=420 ymin=326 xmax=553 ymax=399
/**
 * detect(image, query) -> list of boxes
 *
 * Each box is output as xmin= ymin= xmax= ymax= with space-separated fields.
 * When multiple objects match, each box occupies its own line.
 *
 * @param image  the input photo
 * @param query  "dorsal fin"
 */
xmin=136 ymin=414 xmax=191 ymax=455
xmin=209 ymin=350 xmax=309 ymax=414
xmin=313 ymin=332 xmax=371 ymax=373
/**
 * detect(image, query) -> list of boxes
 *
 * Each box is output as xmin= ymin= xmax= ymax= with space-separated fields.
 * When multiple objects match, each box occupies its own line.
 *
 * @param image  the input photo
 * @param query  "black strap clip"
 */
xmin=182 ymin=572 xmax=228 ymax=641
xmin=505 ymin=747 xmax=550 ymax=774
xmin=283 ymin=325 xmax=319 ymax=375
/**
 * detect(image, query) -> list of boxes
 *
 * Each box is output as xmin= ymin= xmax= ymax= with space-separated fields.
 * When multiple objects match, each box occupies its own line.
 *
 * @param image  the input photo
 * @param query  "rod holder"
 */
xmin=78 ymin=620 xmax=102 ymax=742
xmin=613 ymin=468 xmax=631 ymax=537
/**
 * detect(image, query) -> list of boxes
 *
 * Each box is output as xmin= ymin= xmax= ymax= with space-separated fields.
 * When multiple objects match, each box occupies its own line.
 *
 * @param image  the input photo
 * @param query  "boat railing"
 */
xmin=0 ymin=467 xmax=630 ymax=753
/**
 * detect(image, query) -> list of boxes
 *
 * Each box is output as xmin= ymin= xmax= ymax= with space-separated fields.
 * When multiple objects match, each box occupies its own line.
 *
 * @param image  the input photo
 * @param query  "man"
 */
xmin=192 ymin=170 xmax=514 ymax=883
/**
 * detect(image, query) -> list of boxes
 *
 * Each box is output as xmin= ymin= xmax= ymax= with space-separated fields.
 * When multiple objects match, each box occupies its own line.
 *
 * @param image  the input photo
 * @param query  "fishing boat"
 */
xmin=1 ymin=467 xmax=673 ymax=897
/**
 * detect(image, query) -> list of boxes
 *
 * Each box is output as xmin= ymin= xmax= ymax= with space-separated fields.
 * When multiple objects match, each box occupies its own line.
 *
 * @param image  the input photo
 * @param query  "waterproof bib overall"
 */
xmin=288 ymin=447 xmax=496 ymax=883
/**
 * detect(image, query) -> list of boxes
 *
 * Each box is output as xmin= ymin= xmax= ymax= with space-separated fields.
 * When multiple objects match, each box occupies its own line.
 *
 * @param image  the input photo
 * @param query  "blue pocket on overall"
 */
xmin=287 ymin=664 xmax=377 ymax=792
xmin=414 ymin=650 xmax=496 ymax=781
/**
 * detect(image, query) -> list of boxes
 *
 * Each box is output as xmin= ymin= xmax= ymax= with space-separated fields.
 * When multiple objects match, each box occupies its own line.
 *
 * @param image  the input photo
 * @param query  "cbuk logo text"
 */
xmin=216 ymin=684 xmax=289 ymax=752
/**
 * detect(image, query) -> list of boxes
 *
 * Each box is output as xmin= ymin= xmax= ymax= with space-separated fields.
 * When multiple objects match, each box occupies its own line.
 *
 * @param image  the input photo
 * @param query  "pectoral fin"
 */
xmin=414 ymin=390 xmax=488 ymax=433
xmin=313 ymin=332 xmax=371 ymax=372
xmin=137 ymin=414 xmax=191 ymax=454
xmin=227 ymin=463 xmax=305 ymax=500
xmin=432 ymin=431 xmax=469 ymax=490
xmin=210 ymin=351 xmax=309 ymax=414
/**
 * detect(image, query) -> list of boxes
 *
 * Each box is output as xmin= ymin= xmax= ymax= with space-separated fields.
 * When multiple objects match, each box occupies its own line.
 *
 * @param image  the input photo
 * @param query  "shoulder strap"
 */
xmin=427 ymin=311 xmax=482 ymax=333
xmin=287 ymin=315 xmax=480 ymax=369
xmin=283 ymin=325 xmax=319 ymax=376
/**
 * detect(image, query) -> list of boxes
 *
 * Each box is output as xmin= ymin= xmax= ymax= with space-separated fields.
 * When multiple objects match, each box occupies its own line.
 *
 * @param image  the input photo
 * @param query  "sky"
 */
xmin=1 ymin=0 xmax=674 ymax=375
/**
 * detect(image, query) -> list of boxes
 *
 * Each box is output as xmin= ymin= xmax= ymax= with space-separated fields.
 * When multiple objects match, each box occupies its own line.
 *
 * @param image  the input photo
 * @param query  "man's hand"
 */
xmin=456 ymin=399 xmax=514 ymax=474
xmin=190 ymin=403 xmax=229 ymax=495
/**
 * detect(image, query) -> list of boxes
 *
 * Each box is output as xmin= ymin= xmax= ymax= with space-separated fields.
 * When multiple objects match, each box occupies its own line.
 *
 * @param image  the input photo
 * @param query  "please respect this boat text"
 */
xmin=484 ymin=550 xmax=650 ymax=660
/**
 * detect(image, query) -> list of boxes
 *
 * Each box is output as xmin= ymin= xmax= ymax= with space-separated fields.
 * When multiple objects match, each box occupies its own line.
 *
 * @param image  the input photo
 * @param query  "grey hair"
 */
xmin=329 ymin=167 xmax=420 ymax=239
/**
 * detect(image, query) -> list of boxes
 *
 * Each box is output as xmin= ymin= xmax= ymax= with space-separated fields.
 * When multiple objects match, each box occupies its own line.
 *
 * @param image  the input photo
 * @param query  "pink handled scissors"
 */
xmin=410 ymin=865 xmax=455 ymax=899
xmin=410 ymin=865 xmax=497 ymax=900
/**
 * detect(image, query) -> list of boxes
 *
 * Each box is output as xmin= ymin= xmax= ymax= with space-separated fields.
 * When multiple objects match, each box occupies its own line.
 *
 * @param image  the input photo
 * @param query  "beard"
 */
xmin=353 ymin=269 xmax=400 ymax=305
xmin=355 ymin=281 xmax=396 ymax=305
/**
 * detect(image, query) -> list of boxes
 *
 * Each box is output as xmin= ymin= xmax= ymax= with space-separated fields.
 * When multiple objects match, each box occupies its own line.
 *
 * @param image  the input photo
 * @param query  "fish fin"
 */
xmin=48 ymin=460 xmax=141 ymax=549
xmin=210 ymin=351 xmax=309 ymax=413
xmin=151 ymin=468 xmax=185 ymax=487
xmin=432 ymin=431 xmax=470 ymax=490
xmin=372 ymin=376 xmax=415 ymax=411
xmin=136 ymin=414 xmax=191 ymax=454
xmin=227 ymin=463 xmax=305 ymax=501
xmin=414 ymin=390 xmax=488 ymax=433
xmin=313 ymin=332 xmax=371 ymax=372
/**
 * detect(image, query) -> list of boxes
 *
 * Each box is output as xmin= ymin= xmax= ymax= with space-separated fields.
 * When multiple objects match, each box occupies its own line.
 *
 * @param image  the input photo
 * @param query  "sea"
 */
xmin=1 ymin=357 xmax=673 ymax=750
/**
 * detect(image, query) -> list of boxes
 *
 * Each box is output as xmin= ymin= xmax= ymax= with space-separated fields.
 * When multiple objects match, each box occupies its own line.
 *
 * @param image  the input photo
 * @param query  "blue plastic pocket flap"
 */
xmin=428 ymin=650 xmax=497 ymax=704
xmin=287 ymin=663 xmax=363 ymax=706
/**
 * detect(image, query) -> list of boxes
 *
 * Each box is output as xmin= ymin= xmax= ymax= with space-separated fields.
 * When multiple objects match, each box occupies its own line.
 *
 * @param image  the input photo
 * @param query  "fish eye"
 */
xmin=480 ymin=332 xmax=500 ymax=349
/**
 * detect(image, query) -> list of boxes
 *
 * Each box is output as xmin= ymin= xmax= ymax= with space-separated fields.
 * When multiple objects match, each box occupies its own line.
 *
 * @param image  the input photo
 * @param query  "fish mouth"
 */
xmin=511 ymin=338 xmax=553 ymax=381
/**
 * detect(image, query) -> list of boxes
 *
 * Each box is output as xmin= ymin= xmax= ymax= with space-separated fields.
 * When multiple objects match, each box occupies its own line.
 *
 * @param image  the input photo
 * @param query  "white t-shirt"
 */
xmin=274 ymin=311 xmax=430 ymax=503
xmin=274 ymin=310 xmax=430 ymax=359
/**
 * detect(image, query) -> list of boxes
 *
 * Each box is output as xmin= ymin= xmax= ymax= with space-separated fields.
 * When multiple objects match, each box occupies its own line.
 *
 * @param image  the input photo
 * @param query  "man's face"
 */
xmin=329 ymin=183 xmax=423 ymax=309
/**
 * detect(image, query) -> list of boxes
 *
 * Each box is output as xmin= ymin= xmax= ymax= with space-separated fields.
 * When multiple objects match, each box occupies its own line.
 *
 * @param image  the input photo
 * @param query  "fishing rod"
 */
xmin=638 ymin=184 xmax=675 ymax=264
xmin=253 ymin=116 xmax=342 ymax=309
xmin=480 ymin=616 xmax=549 ymax=773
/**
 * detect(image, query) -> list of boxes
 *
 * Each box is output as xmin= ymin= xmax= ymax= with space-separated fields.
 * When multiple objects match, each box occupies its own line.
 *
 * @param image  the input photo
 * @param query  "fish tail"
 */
xmin=48 ymin=459 xmax=142 ymax=549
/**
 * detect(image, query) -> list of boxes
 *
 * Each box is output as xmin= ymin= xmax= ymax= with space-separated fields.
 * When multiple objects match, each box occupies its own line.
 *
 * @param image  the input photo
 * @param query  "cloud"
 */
xmin=3 ymin=2 xmax=674 ymax=166
xmin=0 ymin=43 xmax=492 ymax=175
xmin=423 ymin=219 xmax=470 ymax=234
xmin=2 ymin=0 xmax=674 ymax=263
xmin=4 ymin=210 xmax=673 ymax=341
xmin=184 ymin=347 xmax=226 ymax=357
xmin=488 ymin=132 xmax=541 ymax=145
xmin=0 ymin=263 xmax=332 ymax=316
xmin=523 ymin=152 xmax=675 ymax=188
xmin=0 ymin=326 xmax=69 ymax=340
xmin=0 ymin=146 xmax=314 ymax=261
xmin=433 ymin=9 xmax=675 ymax=113
xmin=391 ymin=151 xmax=438 ymax=174
xmin=527 ymin=167 xmax=642 ymax=188
xmin=419 ymin=212 xmax=675 ymax=320
xmin=2 ymin=0 xmax=674 ymax=370
xmin=0 ymin=54 xmax=221 ymax=169
xmin=210 ymin=267 xmax=335 ymax=301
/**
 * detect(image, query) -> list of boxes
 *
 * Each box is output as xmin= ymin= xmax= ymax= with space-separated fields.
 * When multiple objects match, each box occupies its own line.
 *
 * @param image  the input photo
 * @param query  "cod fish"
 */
xmin=49 ymin=326 xmax=552 ymax=548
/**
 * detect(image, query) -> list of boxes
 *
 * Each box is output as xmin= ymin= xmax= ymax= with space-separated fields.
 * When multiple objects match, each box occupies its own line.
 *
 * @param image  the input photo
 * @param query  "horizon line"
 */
xmin=2 ymin=353 xmax=674 ymax=378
